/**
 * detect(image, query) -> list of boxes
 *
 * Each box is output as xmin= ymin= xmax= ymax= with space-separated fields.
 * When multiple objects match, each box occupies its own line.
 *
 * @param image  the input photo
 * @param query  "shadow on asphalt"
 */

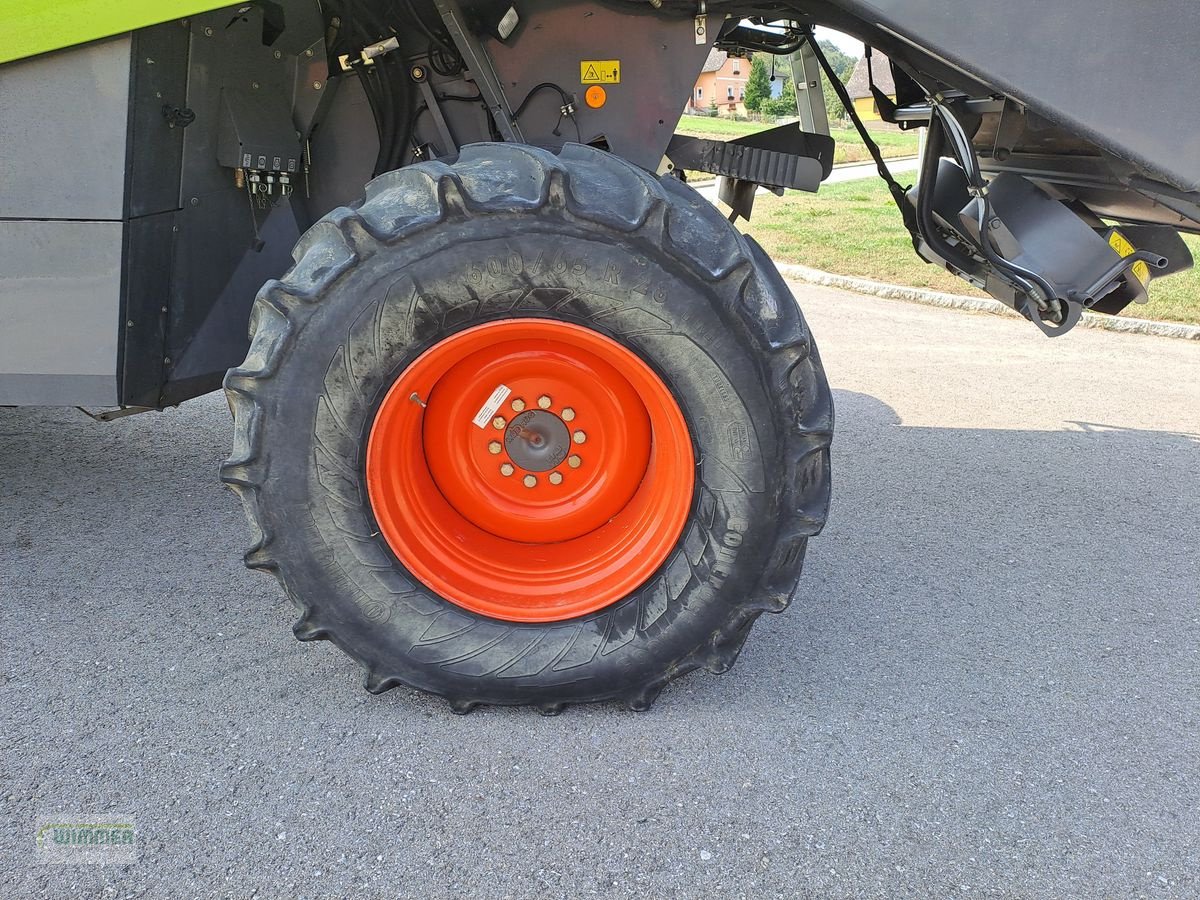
xmin=1 ymin=390 xmax=1197 ymax=629
xmin=4 ymin=391 xmax=1199 ymax=896
xmin=2 ymin=389 xmax=1196 ymax=708
xmin=3 ymin=389 xmax=1196 ymax=527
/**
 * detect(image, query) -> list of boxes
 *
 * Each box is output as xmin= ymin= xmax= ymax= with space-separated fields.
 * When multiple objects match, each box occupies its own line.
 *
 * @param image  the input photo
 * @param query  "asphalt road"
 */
xmin=3 ymin=285 xmax=1198 ymax=898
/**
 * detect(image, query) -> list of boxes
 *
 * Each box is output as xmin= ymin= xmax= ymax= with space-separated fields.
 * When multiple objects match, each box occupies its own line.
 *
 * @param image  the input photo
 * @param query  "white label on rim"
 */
xmin=472 ymin=384 xmax=512 ymax=429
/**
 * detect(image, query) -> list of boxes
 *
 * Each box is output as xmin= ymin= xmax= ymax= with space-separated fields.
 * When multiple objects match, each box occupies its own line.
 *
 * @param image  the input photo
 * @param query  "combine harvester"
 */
xmin=1 ymin=0 xmax=1194 ymax=711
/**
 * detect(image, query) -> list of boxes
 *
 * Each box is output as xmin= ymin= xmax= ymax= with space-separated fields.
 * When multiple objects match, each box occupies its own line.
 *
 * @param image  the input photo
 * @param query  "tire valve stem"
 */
xmin=409 ymin=392 xmax=428 ymax=409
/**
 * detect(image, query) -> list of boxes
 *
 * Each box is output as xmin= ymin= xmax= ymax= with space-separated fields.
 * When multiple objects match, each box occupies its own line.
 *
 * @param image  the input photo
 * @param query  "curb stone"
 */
xmin=776 ymin=263 xmax=1200 ymax=342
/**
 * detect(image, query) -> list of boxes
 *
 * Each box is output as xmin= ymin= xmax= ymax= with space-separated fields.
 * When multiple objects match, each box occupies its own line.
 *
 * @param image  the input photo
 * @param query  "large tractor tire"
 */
xmin=221 ymin=143 xmax=832 ymax=713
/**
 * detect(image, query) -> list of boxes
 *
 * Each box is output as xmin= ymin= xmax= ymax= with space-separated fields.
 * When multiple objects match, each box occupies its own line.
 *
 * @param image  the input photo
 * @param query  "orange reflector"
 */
xmin=585 ymin=85 xmax=607 ymax=109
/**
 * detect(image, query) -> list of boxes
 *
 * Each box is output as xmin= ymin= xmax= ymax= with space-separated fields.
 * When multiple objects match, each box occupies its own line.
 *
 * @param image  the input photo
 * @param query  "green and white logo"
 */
xmin=35 ymin=816 xmax=137 ymax=865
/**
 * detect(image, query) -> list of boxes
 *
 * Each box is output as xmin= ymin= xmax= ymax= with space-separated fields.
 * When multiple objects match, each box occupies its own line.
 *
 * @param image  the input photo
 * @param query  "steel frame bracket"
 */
xmin=433 ymin=0 xmax=524 ymax=143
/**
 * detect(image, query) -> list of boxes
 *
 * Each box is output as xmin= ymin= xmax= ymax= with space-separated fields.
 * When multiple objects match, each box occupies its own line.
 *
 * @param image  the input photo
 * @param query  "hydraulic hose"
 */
xmin=915 ymin=117 xmax=984 ymax=279
xmin=928 ymin=104 xmax=1058 ymax=310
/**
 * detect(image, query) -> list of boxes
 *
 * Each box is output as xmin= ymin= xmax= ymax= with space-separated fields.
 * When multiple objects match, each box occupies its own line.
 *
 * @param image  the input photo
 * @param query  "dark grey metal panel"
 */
xmin=0 ymin=37 xmax=132 ymax=220
xmin=178 ymin=5 xmax=327 ymax=204
xmin=120 ymin=212 xmax=176 ymax=408
xmin=305 ymin=75 xmax=380 ymax=218
xmin=146 ymin=2 xmax=324 ymax=407
xmin=164 ymin=196 xmax=302 ymax=397
xmin=0 ymin=221 xmax=122 ymax=406
xmin=834 ymin=0 xmax=1200 ymax=191
xmin=127 ymin=23 xmax=190 ymax=219
xmin=483 ymin=0 xmax=714 ymax=170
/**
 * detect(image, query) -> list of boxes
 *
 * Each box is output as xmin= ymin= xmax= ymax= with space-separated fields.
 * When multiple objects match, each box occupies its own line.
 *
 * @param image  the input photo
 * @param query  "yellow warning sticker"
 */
xmin=1108 ymin=229 xmax=1151 ymax=287
xmin=581 ymin=60 xmax=621 ymax=85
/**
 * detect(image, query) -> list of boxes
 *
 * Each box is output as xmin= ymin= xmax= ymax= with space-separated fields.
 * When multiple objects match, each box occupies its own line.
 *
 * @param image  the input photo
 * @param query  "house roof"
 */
xmin=845 ymin=51 xmax=897 ymax=99
xmin=701 ymin=48 xmax=728 ymax=73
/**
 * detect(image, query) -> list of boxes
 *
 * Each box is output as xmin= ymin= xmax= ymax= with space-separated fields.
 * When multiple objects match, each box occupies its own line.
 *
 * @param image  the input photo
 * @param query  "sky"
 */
xmin=816 ymin=26 xmax=865 ymax=58
xmin=744 ymin=20 xmax=866 ymax=60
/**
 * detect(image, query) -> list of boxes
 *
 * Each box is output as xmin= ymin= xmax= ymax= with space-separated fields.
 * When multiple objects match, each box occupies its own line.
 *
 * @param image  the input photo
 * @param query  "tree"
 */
xmin=762 ymin=77 xmax=798 ymax=118
xmin=744 ymin=54 xmax=772 ymax=113
xmin=822 ymin=77 xmax=846 ymax=124
xmin=817 ymin=40 xmax=857 ymax=124
xmin=820 ymin=40 xmax=857 ymax=83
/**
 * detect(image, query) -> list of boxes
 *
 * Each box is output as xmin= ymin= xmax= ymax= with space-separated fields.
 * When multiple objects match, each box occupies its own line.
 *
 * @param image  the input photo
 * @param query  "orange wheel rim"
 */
xmin=366 ymin=319 xmax=695 ymax=623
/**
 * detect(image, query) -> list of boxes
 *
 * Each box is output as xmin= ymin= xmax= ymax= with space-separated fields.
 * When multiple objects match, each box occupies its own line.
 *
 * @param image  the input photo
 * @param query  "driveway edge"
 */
xmin=777 ymin=263 xmax=1200 ymax=341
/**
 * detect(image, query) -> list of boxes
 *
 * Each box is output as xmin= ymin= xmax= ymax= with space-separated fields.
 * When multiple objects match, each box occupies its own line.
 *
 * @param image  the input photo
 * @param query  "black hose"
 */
xmin=512 ymin=83 xmax=573 ymax=120
xmin=326 ymin=0 xmax=398 ymax=175
xmin=915 ymin=118 xmax=983 ymax=279
xmin=385 ymin=76 xmax=415 ymax=172
xmin=342 ymin=0 xmax=431 ymax=174
xmin=400 ymin=0 xmax=458 ymax=57
xmin=349 ymin=3 xmax=403 ymax=170
xmin=428 ymin=43 xmax=464 ymax=77
xmin=928 ymin=104 xmax=1058 ymax=306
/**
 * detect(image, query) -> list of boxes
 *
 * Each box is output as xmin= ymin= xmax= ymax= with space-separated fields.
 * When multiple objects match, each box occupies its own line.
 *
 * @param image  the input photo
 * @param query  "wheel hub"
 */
xmin=365 ymin=319 xmax=695 ymax=623
xmin=503 ymin=409 xmax=570 ymax=472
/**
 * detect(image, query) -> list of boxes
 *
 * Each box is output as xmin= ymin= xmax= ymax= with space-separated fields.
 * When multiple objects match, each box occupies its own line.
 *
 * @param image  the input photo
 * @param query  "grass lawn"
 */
xmin=676 ymin=114 xmax=919 ymax=165
xmin=737 ymin=179 xmax=1200 ymax=326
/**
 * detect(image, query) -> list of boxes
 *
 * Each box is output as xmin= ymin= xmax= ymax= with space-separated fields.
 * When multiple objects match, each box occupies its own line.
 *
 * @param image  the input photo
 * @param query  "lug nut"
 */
xmin=523 ymin=475 xmax=538 ymax=488
xmin=561 ymin=408 xmax=576 ymax=422
xmin=500 ymin=463 xmax=515 ymax=477
xmin=492 ymin=416 xmax=507 ymax=430
xmin=568 ymin=455 xmax=582 ymax=469
xmin=573 ymin=431 xmax=587 ymax=445
xmin=549 ymin=472 xmax=564 ymax=486
xmin=538 ymin=395 xmax=553 ymax=409
xmin=488 ymin=441 xmax=503 ymax=455
xmin=511 ymin=398 xmax=527 ymax=412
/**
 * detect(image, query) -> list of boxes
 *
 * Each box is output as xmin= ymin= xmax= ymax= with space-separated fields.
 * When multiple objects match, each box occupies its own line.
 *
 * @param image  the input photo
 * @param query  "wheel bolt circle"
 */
xmin=538 ymin=395 xmax=553 ymax=409
xmin=549 ymin=472 xmax=564 ymax=486
xmin=568 ymin=455 xmax=582 ymax=469
xmin=511 ymin=398 xmax=526 ymax=412
xmin=523 ymin=475 xmax=538 ymax=488
xmin=561 ymin=408 xmax=576 ymax=422
xmin=488 ymin=441 xmax=503 ymax=455
xmin=573 ymin=430 xmax=587 ymax=444
xmin=500 ymin=463 xmax=515 ymax=477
